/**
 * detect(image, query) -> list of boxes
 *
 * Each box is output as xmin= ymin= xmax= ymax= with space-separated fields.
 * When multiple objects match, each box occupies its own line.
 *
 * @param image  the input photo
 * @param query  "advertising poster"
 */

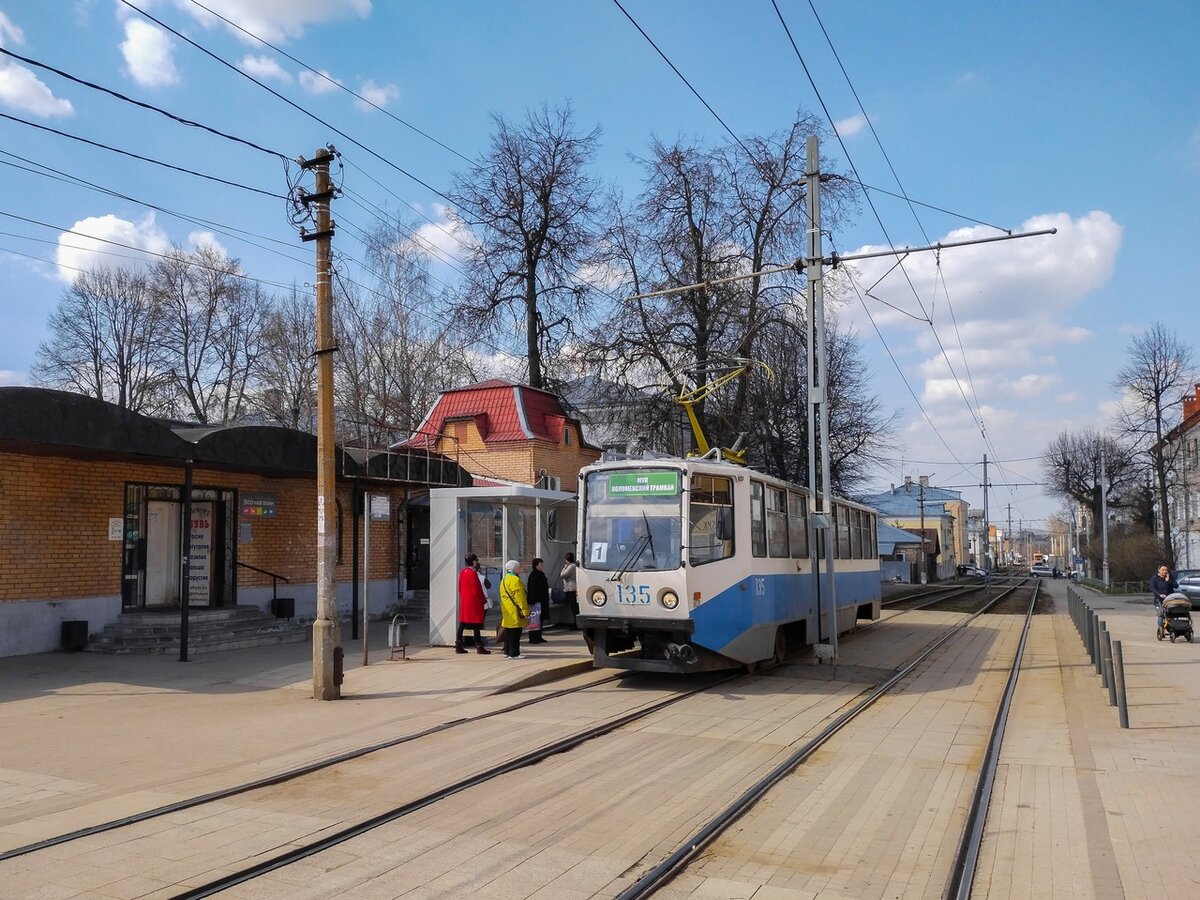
xmin=188 ymin=501 xmax=214 ymax=607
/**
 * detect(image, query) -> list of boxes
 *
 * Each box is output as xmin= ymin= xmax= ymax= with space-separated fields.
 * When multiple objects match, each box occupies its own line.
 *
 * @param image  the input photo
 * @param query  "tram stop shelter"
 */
xmin=428 ymin=483 xmax=577 ymax=647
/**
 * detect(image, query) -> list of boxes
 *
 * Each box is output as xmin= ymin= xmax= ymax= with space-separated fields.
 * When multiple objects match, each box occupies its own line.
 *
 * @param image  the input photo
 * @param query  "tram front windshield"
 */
xmin=583 ymin=468 xmax=682 ymax=572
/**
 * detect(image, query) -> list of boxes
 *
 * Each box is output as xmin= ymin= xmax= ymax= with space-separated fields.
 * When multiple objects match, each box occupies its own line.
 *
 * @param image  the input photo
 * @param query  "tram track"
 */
xmin=0 ymin=671 xmax=626 ymax=863
xmin=617 ymin=580 xmax=1039 ymax=898
xmin=177 ymin=585 xmax=1034 ymax=898
xmin=3 ymin=588 xmax=1039 ymax=898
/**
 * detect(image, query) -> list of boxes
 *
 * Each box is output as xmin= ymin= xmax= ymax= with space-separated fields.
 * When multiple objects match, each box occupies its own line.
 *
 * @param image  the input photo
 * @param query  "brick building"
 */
xmin=399 ymin=379 xmax=601 ymax=490
xmin=0 ymin=387 xmax=470 ymax=657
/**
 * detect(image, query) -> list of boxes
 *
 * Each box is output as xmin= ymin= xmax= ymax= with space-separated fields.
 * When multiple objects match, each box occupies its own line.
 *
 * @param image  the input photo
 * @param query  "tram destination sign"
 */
xmin=608 ymin=471 xmax=679 ymax=497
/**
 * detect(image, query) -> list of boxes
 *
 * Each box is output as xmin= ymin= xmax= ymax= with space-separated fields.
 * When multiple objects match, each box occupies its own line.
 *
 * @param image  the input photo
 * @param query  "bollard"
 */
xmin=1102 ymin=630 xmax=1118 ymax=707
xmin=1098 ymin=623 xmax=1110 ymax=688
xmin=1113 ymin=639 xmax=1130 ymax=728
xmin=1093 ymin=614 xmax=1103 ymax=675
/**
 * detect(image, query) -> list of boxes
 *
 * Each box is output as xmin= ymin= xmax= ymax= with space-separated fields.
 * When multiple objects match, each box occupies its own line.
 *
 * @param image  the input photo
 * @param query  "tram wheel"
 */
xmin=772 ymin=627 xmax=788 ymax=666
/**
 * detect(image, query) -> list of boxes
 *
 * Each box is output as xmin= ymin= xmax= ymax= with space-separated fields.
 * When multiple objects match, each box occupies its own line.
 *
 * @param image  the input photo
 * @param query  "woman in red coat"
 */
xmin=456 ymin=553 xmax=491 ymax=654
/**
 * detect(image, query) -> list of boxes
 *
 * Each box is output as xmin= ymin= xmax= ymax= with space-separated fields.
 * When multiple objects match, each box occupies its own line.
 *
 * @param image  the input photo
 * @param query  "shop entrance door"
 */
xmin=145 ymin=500 xmax=180 ymax=607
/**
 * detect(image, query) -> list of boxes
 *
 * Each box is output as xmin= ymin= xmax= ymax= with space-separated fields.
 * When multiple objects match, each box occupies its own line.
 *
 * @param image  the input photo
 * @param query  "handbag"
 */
xmin=495 ymin=623 xmax=507 ymax=641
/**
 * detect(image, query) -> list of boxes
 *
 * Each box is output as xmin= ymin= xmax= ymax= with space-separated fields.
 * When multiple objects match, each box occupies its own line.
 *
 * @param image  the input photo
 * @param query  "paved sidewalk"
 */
xmin=975 ymin=578 xmax=1200 ymax=900
xmin=0 ymin=621 xmax=595 ymax=858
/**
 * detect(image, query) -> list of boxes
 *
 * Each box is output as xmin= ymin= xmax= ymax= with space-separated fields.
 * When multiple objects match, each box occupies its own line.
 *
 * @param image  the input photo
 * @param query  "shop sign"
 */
xmin=241 ymin=492 xmax=277 ymax=517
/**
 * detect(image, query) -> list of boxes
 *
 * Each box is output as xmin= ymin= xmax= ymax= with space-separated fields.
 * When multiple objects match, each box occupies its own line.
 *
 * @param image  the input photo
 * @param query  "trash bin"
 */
xmin=61 ymin=620 xmax=88 ymax=652
xmin=270 ymin=597 xmax=295 ymax=619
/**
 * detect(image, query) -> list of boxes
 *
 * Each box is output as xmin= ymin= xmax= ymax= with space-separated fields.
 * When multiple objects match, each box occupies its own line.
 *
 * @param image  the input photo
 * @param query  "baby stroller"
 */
xmin=1158 ymin=593 xmax=1194 ymax=642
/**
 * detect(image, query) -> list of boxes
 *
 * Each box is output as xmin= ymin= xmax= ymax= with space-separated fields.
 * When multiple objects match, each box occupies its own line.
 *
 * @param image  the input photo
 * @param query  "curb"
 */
xmin=493 ymin=659 xmax=595 ymax=694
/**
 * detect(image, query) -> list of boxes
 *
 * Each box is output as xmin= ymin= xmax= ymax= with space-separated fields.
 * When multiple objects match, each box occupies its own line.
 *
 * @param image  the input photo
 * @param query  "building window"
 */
xmin=563 ymin=426 xmax=571 ymax=445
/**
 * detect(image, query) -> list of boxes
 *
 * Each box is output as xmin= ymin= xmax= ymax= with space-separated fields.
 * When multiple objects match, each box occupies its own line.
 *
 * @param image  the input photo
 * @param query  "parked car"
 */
xmin=957 ymin=564 xmax=984 ymax=577
xmin=1175 ymin=570 xmax=1200 ymax=604
xmin=1030 ymin=564 xmax=1053 ymax=577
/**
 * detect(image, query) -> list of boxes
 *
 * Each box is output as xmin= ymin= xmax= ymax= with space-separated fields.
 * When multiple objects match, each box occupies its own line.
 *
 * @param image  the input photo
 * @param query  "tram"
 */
xmin=575 ymin=455 xmax=881 ymax=673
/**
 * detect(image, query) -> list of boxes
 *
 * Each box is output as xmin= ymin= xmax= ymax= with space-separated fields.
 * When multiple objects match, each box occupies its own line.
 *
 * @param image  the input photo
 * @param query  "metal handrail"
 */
xmin=236 ymin=561 xmax=290 ymax=600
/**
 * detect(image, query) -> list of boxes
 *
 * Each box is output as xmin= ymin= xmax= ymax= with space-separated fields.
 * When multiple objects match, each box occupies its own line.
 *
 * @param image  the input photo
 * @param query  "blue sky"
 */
xmin=2 ymin=0 xmax=1197 ymax=532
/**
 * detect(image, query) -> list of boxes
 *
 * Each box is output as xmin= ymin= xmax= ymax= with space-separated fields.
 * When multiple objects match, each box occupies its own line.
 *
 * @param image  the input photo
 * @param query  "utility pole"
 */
xmin=982 ymin=453 xmax=990 ymax=571
xmin=918 ymin=475 xmax=928 ymax=584
xmin=300 ymin=146 xmax=342 ymax=700
xmin=1006 ymin=504 xmax=1013 ymax=566
xmin=1101 ymin=439 xmax=1110 ymax=589
xmin=804 ymin=135 xmax=837 ymax=665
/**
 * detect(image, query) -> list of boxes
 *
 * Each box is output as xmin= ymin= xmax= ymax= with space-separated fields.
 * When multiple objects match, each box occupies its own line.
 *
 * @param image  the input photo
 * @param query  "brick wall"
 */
xmin=0 ymin=449 xmax=406 ymax=604
xmin=433 ymin=420 xmax=598 ymax=489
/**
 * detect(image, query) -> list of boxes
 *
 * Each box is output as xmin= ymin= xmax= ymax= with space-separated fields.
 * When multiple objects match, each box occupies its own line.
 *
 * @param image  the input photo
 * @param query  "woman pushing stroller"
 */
xmin=1150 ymin=564 xmax=1178 ymax=635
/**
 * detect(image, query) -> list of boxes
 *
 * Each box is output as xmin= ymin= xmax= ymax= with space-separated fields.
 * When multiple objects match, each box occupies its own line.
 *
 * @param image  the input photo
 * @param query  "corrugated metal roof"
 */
xmin=401 ymin=380 xmax=594 ymax=448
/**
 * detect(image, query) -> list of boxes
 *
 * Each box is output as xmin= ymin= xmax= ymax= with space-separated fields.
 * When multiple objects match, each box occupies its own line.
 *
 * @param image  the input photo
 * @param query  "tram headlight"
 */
xmin=660 ymin=590 xmax=680 ymax=610
xmin=588 ymin=587 xmax=607 ymax=607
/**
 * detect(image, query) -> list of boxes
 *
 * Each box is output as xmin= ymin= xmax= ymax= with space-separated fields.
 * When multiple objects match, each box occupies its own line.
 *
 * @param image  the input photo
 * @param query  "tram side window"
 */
xmin=836 ymin=504 xmax=851 ymax=559
xmin=850 ymin=508 xmax=863 ymax=559
xmin=750 ymin=481 xmax=767 ymax=558
xmin=788 ymin=491 xmax=808 ymax=558
xmin=689 ymin=474 xmax=734 ymax=566
xmin=767 ymin=487 xmax=789 ymax=558
xmin=868 ymin=512 xmax=878 ymax=558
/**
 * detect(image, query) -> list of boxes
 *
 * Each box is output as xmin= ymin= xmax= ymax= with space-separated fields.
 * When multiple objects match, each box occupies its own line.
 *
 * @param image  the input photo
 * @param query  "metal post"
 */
xmin=1113 ymin=639 xmax=1130 ymax=728
xmin=1092 ymin=614 xmax=1103 ymax=674
xmin=1102 ymin=630 xmax=1117 ymax=707
xmin=1100 ymin=440 xmax=1110 ymax=590
xmin=351 ymin=481 xmax=360 ymax=641
xmin=806 ymin=134 xmax=837 ymax=665
xmin=302 ymin=145 xmax=342 ymax=701
xmin=179 ymin=458 xmax=193 ymax=663
xmin=1098 ymin=623 xmax=1110 ymax=688
xmin=363 ymin=492 xmax=371 ymax=667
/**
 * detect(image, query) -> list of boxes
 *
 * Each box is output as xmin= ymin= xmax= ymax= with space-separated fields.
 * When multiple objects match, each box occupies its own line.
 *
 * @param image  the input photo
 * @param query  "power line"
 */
xmin=0 ymin=46 xmax=287 ymax=160
xmin=184 ymin=0 xmax=474 ymax=165
xmin=0 ymin=152 xmax=310 ymax=267
xmin=0 ymin=209 xmax=299 ymax=291
xmin=0 ymin=111 xmax=287 ymax=200
xmin=119 ymin=0 xmax=454 ymax=203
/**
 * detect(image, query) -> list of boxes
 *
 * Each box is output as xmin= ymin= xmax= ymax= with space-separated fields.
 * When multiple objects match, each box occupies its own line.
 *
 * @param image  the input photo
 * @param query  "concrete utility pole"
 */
xmin=301 ymin=146 xmax=342 ymax=700
xmin=918 ymin=475 xmax=928 ymax=584
xmin=982 ymin=454 xmax=990 ymax=570
xmin=804 ymin=135 xmax=837 ymax=665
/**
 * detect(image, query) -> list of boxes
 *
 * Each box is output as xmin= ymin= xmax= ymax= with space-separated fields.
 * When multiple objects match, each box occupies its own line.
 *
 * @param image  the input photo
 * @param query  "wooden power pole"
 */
xmin=300 ymin=146 xmax=342 ymax=700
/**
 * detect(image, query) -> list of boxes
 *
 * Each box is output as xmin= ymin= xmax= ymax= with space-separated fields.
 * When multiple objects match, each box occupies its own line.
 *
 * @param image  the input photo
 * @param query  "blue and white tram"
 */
xmin=575 ymin=456 xmax=881 ymax=673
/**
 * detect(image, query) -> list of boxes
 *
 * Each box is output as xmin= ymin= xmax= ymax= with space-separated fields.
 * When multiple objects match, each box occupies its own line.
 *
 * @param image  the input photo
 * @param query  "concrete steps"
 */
xmin=84 ymin=606 xmax=308 ymax=655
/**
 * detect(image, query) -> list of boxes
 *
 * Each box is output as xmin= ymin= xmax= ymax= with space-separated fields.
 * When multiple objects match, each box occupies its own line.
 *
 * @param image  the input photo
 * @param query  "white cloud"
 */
xmin=121 ymin=19 xmax=180 ymax=87
xmin=0 ymin=61 xmax=75 ymax=117
xmin=187 ymin=230 xmax=228 ymax=257
xmin=956 ymin=72 xmax=978 ymax=87
xmin=0 ymin=10 xmax=24 ymax=46
xmin=299 ymin=69 xmax=341 ymax=94
xmin=175 ymin=0 xmax=371 ymax=44
xmin=240 ymin=54 xmax=291 ymax=83
xmin=0 ymin=369 xmax=29 ymax=386
xmin=405 ymin=204 xmax=475 ymax=266
xmin=0 ymin=11 xmax=74 ymax=117
xmin=834 ymin=114 xmax=867 ymax=137
xmin=56 ymin=213 xmax=170 ymax=282
xmin=355 ymin=78 xmax=398 ymax=111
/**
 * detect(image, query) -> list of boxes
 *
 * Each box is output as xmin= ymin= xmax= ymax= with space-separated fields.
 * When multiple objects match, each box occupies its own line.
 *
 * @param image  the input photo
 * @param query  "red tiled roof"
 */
xmin=400 ymin=381 xmax=589 ymax=449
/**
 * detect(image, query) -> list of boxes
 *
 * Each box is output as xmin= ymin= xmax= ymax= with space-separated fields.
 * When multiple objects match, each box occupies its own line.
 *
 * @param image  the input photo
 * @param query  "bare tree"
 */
xmin=449 ymin=103 xmax=600 ymax=390
xmin=32 ymin=265 xmax=166 ymax=411
xmin=1113 ymin=322 xmax=1196 ymax=569
xmin=333 ymin=217 xmax=478 ymax=446
xmin=254 ymin=285 xmax=317 ymax=431
xmin=1043 ymin=429 xmax=1144 ymax=570
xmin=151 ymin=244 xmax=266 ymax=424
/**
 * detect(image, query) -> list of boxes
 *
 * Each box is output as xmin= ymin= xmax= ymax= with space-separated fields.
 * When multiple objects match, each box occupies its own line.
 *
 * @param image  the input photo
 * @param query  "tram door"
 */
xmin=144 ymin=500 xmax=180 ymax=607
xmin=406 ymin=505 xmax=430 ymax=590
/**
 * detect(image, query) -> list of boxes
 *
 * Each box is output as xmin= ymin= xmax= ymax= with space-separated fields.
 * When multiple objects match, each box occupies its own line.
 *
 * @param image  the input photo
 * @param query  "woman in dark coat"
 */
xmin=456 ymin=553 xmax=490 ymax=654
xmin=526 ymin=557 xmax=549 ymax=643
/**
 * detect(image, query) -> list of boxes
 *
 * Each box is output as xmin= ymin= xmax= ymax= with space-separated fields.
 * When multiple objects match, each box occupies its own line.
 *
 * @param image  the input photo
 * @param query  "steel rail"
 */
xmin=0 ymin=671 xmax=623 ymax=862
xmin=173 ymin=671 xmax=744 ymax=899
xmin=615 ymin=583 xmax=1032 ymax=899
xmin=943 ymin=583 xmax=1040 ymax=899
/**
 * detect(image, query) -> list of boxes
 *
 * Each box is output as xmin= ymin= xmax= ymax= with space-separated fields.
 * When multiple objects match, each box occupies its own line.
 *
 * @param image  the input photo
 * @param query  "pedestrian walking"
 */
xmin=499 ymin=559 xmax=529 ymax=659
xmin=560 ymin=552 xmax=578 ymax=627
xmin=455 ymin=553 xmax=490 ymax=654
xmin=526 ymin=557 xmax=549 ymax=643
xmin=1151 ymin=564 xmax=1179 ymax=635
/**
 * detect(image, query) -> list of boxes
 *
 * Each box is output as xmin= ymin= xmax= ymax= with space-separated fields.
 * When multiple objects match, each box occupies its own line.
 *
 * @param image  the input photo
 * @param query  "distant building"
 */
xmin=861 ymin=477 xmax=968 ymax=582
xmin=398 ymin=379 xmax=601 ymax=491
xmin=1160 ymin=383 xmax=1200 ymax=568
xmin=559 ymin=376 xmax=690 ymax=460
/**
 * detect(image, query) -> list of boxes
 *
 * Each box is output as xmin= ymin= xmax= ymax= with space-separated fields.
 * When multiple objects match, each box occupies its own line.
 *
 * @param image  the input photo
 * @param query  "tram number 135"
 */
xmin=614 ymin=584 xmax=652 ymax=605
